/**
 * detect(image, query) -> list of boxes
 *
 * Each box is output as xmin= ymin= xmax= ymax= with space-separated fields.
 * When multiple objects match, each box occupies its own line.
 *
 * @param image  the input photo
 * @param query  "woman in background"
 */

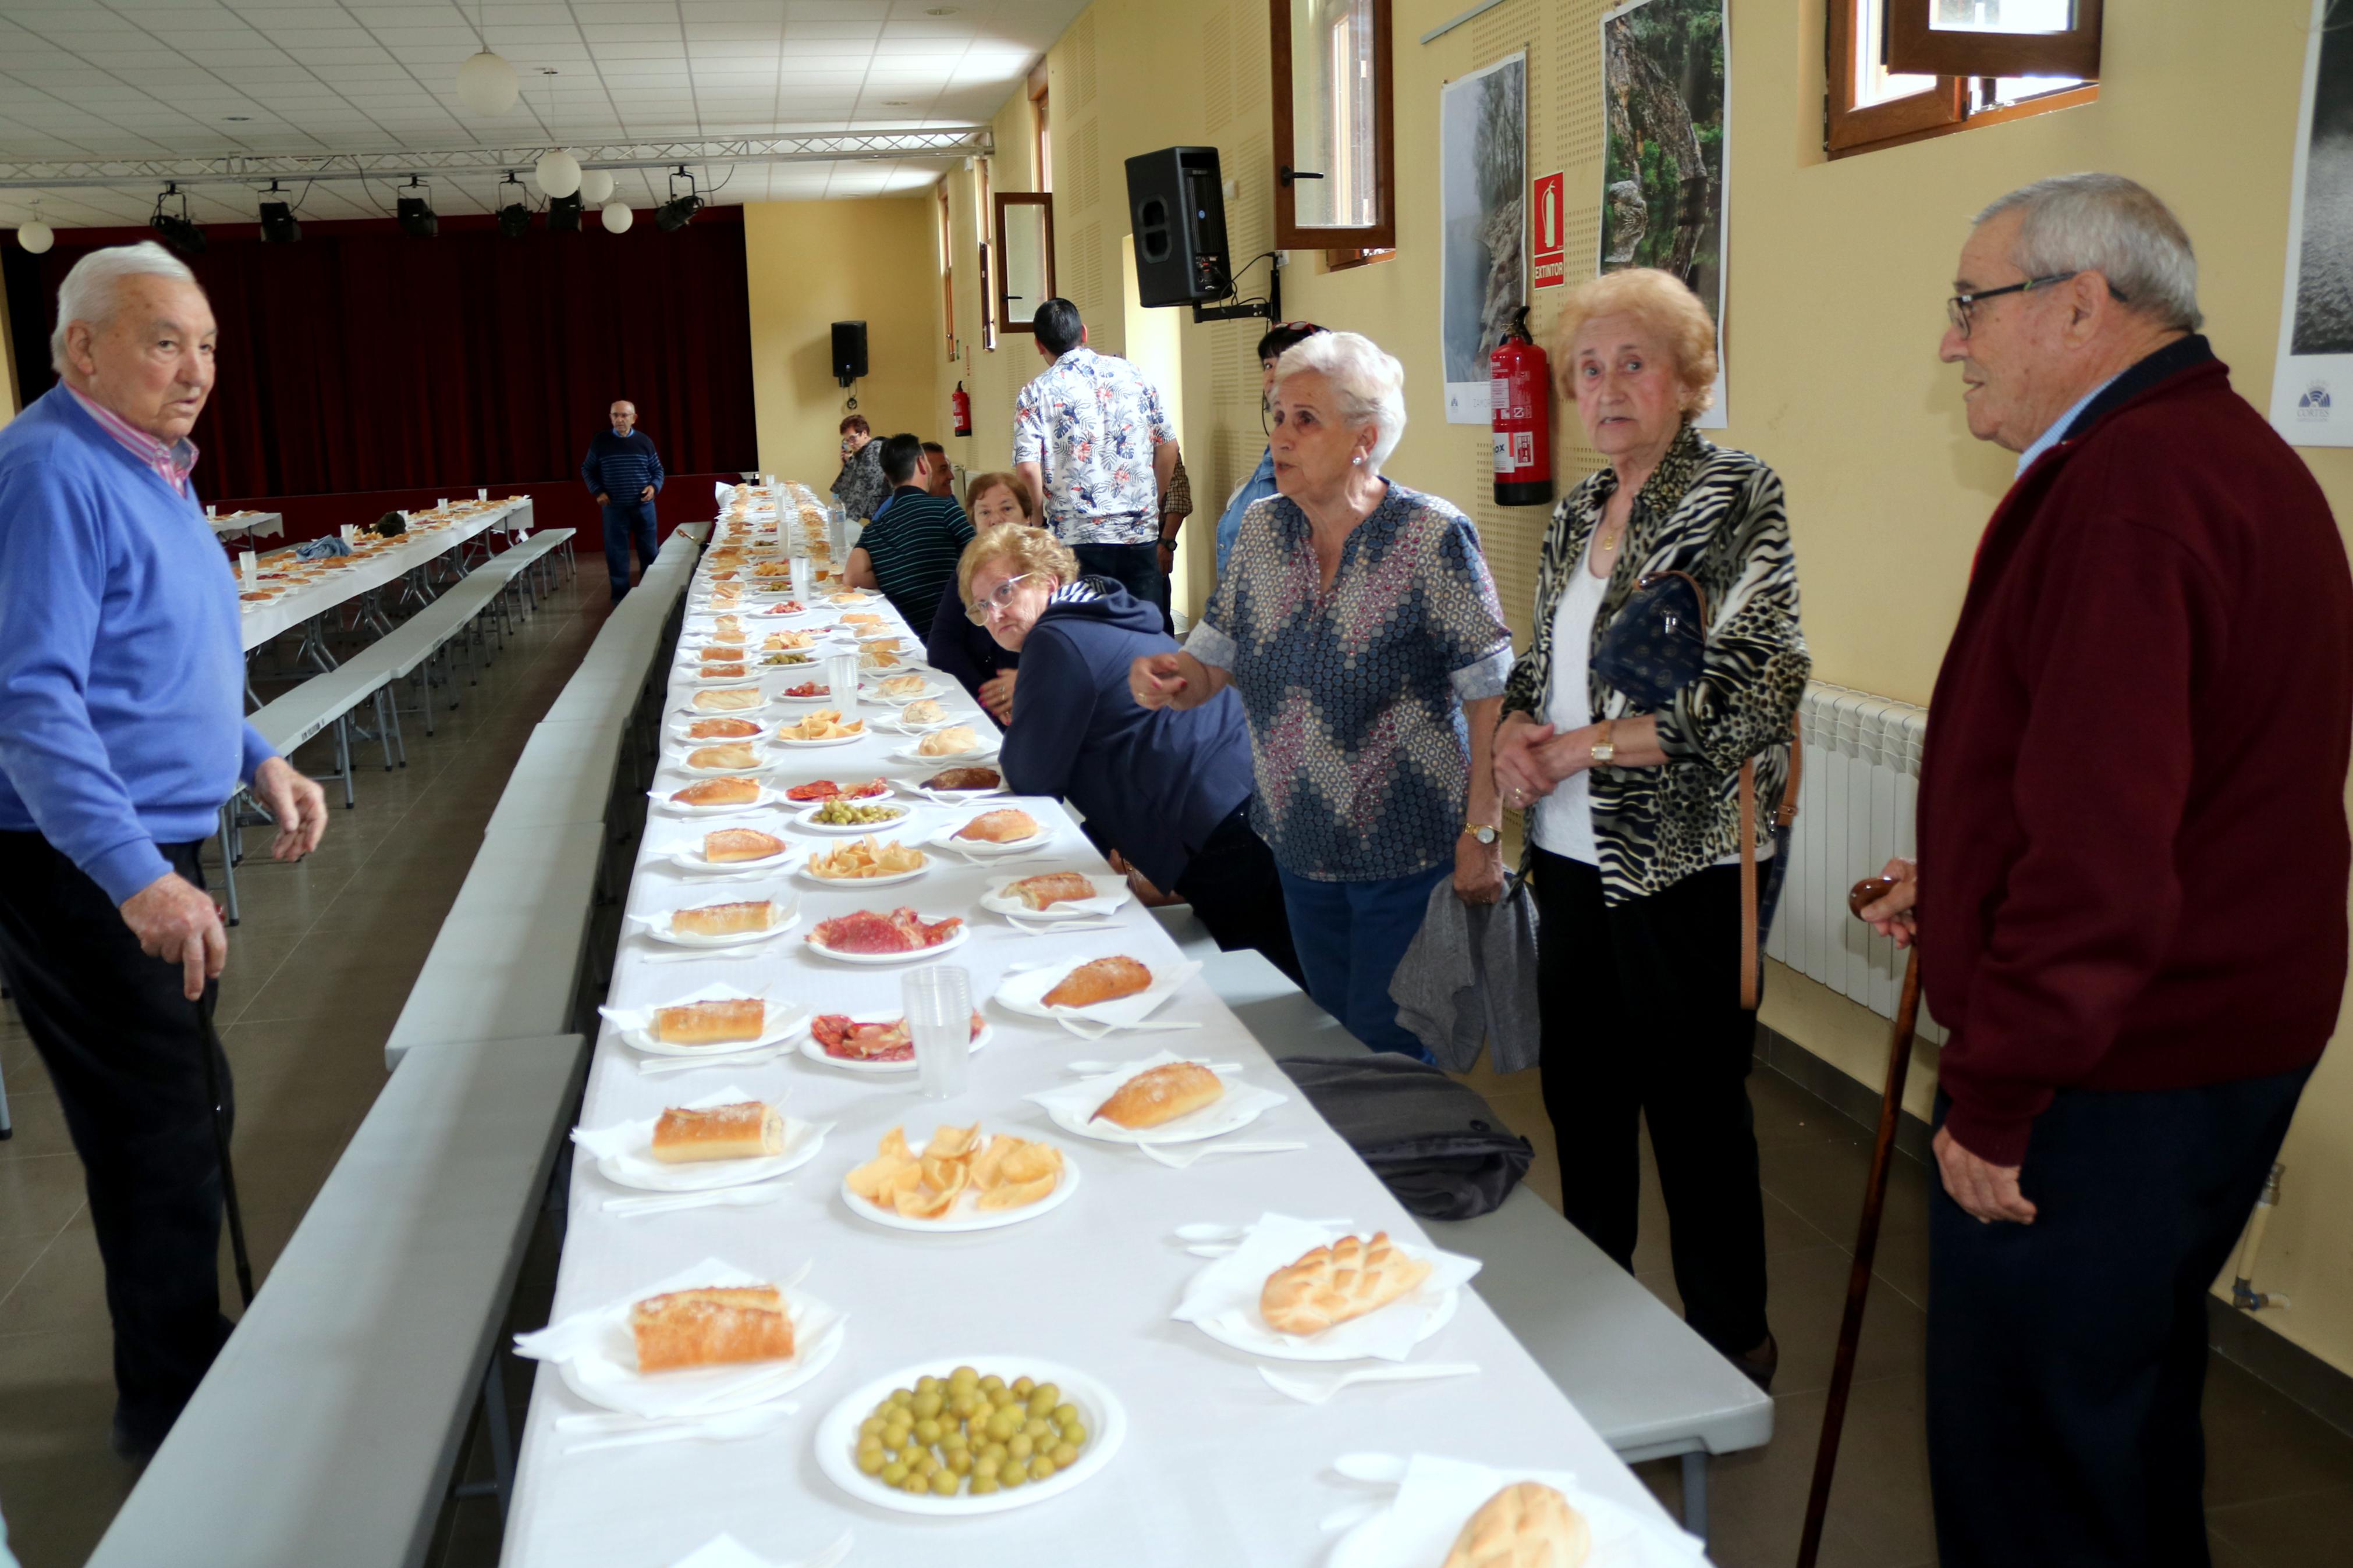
xmin=927 ymin=471 xmax=1034 ymax=720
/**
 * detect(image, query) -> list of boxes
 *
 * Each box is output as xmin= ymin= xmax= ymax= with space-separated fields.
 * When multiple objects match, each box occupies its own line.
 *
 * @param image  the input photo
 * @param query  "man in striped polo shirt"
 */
xmin=580 ymin=399 xmax=665 ymax=602
xmin=846 ymin=433 xmax=973 ymax=630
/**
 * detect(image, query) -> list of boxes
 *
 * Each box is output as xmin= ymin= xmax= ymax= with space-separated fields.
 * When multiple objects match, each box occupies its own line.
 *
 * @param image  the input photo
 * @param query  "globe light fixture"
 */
xmin=455 ymin=49 xmax=519 ymax=116
xmin=16 ymin=214 xmax=52 ymax=254
xmin=600 ymin=200 xmax=633 ymax=234
xmin=534 ymin=148 xmax=581 ymax=200
xmin=580 ymin=169 xmax=615 ymax=206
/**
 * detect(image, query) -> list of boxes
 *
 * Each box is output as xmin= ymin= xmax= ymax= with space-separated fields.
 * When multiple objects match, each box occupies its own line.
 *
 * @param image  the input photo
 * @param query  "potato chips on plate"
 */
xmin=841 ymin=1125 xmax=1077 ymax=1232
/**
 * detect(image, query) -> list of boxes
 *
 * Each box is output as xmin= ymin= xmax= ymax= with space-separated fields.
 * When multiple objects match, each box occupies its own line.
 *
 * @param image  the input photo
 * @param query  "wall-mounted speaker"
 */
xmin=1126 ymin=147 xmax=1232 ymax=308
xmin=832 ymin=321 xmax=869 ymax=386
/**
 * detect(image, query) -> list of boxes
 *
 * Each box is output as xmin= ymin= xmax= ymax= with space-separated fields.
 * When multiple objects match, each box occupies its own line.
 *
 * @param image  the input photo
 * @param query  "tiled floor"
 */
xmin=2 ymin=562 xmax=2350 ymax=1566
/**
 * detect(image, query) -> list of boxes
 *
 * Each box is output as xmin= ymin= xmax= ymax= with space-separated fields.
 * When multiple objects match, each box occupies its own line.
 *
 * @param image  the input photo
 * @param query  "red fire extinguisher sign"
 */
xmin=1490 ymin=305 xmax=1552 ymax=507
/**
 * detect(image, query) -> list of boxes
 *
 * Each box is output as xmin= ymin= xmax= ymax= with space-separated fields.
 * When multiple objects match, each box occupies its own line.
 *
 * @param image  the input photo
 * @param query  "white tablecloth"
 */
xmin=501 ymin=499 xmax=1681 ymax=1567
xmin=235 ymin=497 xmax=532 ymax=652
xmin=208 ymin=509 xmax=283 ymax=541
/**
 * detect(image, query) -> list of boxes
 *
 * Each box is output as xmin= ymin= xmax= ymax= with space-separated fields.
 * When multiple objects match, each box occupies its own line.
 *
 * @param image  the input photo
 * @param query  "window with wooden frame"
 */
xmin=977 ymin=158 xmax=997 ymax=351
xmin=1269 ymin=0 xmax=1396 ymax=253
xmin=994 ymin=191 xmax=1057 ymax=337
xmin=937 ymin=182 xmax=956 ymax=357
xmin=1828 ymin=0 xmax=2099 ymax=159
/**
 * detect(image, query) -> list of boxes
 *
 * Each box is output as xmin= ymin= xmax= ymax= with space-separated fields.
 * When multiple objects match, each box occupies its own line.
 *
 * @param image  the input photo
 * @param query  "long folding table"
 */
xmin=237 ymin=497 xmax=534 ymax=655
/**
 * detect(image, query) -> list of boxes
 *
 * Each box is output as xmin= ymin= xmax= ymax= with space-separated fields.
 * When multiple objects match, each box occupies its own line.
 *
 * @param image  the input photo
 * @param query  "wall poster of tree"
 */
xmin=1440 ymin=52 xmax=1527 ymax=424
xmin=1599 ymin=0 xmax=1729 ymax=427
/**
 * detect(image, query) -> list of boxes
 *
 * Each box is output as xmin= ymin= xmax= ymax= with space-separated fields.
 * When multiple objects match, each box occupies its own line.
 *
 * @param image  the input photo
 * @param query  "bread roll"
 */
xmin=694 ymin=688 xmax=762 ymax=712
xmin=686 ymin=743 xmax=759 ymax=771
xmin=1439 ymin=1482 xmax=1592 ymax=1568
xmin=1258 ymin=1232 xmax=1433 ymax=1336
xmin=1009 ymin=872 xmax=1096 ymax=910
xmin=672 ymin=776 xmax=760 ymax=807
xmin=956 ymin=808 xmax=1039 ymax=844
xmin=879 ymin=674 xmax=928 ymax=696
xmin=686 ymin=718 xmax=761 ymax=740
xmin=1042 ymin=955 xmax=1152 ymax=1008
xmin=652 ymin=998 xmax=766 ymax=1045
xmin=900 ymin=698 xmax=946 ymax=724
xmin=917 ymin=724 xmax=979 ymax=756
xmin=629 ymin=1285 xmax=794 ymax=1372
xmin=923 ymin=766 xmax=1002 ymax=791
xmin=670 ymin=900 xmax=775 ymax=936
xmin=703 ymin=827 xmax=785 ymax=863
xmin=1092 ymin=1061 xmax=1223 ymax=1128
xmin=699 ymin=664 xmax=749 ymax=680
xmin=651 ymin=1101 xmax=785 ymax=1162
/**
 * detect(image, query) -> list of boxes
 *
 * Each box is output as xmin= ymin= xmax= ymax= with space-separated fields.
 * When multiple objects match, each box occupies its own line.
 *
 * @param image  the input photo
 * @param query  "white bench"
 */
xmin=84 ymin=1033 xmax=590 ymax=1568
xmin=1181 ymin=927 xmax=1774 ymax=1539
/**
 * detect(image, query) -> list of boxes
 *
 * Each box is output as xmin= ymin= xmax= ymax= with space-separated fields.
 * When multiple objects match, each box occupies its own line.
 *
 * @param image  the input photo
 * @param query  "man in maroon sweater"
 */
xmin=1864 ymin=174 xmax=2351 ymax=1566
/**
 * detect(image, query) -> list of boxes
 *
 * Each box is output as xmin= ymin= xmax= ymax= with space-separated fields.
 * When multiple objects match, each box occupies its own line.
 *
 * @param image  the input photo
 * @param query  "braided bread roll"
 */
xmin=1439 ymin=1481 xmax=1591 ymax=1568
xmin=1258 ymin=1231 xmax=1432 ymax=1335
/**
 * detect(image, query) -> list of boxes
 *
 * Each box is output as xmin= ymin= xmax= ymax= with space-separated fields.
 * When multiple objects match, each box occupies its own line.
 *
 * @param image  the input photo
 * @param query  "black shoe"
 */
xmin=1729 ymin=1331 xmax=1779 ymax=1392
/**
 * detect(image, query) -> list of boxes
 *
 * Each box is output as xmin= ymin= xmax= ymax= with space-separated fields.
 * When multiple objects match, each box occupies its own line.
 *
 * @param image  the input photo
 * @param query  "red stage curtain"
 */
xmin=3 ymin=209 xmax=755 ymax=502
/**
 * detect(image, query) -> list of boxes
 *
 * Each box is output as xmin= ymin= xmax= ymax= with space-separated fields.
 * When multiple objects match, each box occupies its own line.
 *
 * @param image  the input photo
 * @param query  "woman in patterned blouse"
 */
xmin=1493 ymin=269 xmax=1809 ymax=1388
xmin=1131 ymin=332 xmax=1514 ymax=1058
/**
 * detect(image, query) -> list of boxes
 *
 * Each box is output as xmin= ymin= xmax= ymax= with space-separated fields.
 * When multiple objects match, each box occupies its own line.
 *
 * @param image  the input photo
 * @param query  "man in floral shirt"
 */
xmin=1013 ymin=298 xmax=1181 ymax=620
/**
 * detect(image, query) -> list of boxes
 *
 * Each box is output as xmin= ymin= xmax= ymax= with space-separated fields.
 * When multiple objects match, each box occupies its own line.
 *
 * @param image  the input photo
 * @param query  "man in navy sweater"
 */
xmin=0 ymin=243 xmax=327 ymax=1459
xmin=580 ymin=399 xmax=665 ymax=600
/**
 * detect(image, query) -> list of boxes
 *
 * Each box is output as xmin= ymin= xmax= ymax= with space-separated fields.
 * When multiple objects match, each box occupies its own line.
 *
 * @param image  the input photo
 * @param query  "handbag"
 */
xmin=1592 ymin=569 xmax=1802 ymax=1009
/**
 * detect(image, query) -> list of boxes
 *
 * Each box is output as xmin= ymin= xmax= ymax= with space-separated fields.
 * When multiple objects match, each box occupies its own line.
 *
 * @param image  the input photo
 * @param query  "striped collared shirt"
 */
xmin=66 ymin=386 xmax=199 ymax=498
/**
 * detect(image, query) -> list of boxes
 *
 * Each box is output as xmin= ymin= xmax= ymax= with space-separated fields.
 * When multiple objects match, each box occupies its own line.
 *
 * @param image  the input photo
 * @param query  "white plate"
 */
xmin=771 ymin=730 xmax=867 ymax=749
xmin=595 ymin=1114 xmax=831 ymax=1192
xmin=993 ymin=954 xmax=1202 ymax=1027
xmin=979 ymin=873 xmax=1131 ymax=920
xmin=805 ymin=918 xmax=971 ymax=966
xmin=792 ymin=801 xmax=918 ymax=835
xmin=603 ymin=995 xmax=808 ymax=1056
xmin=892 ymin=774 xmax=1012 ymax=803
xmin=769 ymin=685 xmax=842 ymax=705
xmin=668 ymin=721 xmax=774 ymax=745
xmin=932 ymin=817 xmax=1049 ymax=856
xmin=676 ymin=756 xmax=771 ymax=778
xmin=633 ymin=899 xmax=800 ymax=947
xmin=798 ymin=848 xmax=932 ymax=888
xmin=1173 ymin=1217 xmax=1478 ymax=1363
xmin=549 ymin=1279 xmax=846 ymax=1418
xmin=679 ymin=694 xmax=771 ymax=719
xmin=665 ymin=841 xmax=797 ymax=876
xmin=871 ymin=712 xmax=963 ymax=737
xmin=1026 ymin=1055 xmax=1287 ymax=1146
xmin=651 ymin=783 xmax=788 ymax=816
xmin=891 ymin=743 xmax=1000 ymax=770
xmin=796 ymin=1012 xmax=995 ymax=1075
xmin=862 ymin=680 xmax=945 ymax=705
xmin=837 ymin=1131 xmax=1080 ymax=1232
xmin=824 ymin=592 xmax=880 ymax=606
xmin=814 ymin=1356 xmax=1125 ymax=1516
xmin=1327 ymin=1456 xmax=1709 ymax=1568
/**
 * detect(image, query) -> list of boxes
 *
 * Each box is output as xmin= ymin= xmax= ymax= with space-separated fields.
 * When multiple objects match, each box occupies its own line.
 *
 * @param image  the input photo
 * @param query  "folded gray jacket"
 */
xmin=1388 ymin=869 xmax=1543 ymax=1074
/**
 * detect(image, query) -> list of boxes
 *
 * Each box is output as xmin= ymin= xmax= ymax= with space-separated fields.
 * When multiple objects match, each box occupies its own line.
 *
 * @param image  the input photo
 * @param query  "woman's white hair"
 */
xmin=1974 ymin=172 xmax=2202 ymax=332
xmin=1273 ymin=330 xmax=1409 ymax=473
xmin=49 ymin=241 xmax=198 ymax=373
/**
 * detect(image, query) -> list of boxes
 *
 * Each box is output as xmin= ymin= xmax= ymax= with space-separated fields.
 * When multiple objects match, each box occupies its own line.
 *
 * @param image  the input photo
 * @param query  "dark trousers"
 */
xmin=601 ymin=499 xmax=659 ymax=599
xmin=1172 ymin=803 xmax=1305 ymax=989
xmin=1276 ymin=861 xmax=1451 ymax=1060
xmin=1531 ymin=847 xmax=1769 ymax=1356
xmin=0 ymin=832 xmax=233 ymax=1447
xmin=1927 ymin=1067 xmax=2312 ymax=1568
xmin=1072 ymin=541 xmax=1171 ymax=633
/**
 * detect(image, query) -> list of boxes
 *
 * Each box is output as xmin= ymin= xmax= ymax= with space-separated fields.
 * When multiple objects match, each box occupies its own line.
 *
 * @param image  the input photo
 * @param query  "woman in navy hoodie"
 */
xmin=957 ymin=523 xmax=1301 ymax=984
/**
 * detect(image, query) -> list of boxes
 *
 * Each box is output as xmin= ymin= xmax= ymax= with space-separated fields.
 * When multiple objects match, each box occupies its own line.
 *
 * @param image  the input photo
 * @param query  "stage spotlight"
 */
xmin=256 ymin=180 xmax=300 ymax=244
xmin=396 ymin=177 xmax=437 ymax=239
xmin=150 ymin=183 xmax=205 ymax=256
xmin=546 ymin=191 xmax=583 ymax=233
xmin=494 ymin=172 xmax=531 ymax=238
xmin=656 ymin=165 xmax=703 ymax=232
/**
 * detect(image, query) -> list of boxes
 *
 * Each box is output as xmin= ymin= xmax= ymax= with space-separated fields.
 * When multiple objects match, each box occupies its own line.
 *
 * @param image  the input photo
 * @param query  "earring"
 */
xmin=1351 ymin=456 xmax=1364 ymax=467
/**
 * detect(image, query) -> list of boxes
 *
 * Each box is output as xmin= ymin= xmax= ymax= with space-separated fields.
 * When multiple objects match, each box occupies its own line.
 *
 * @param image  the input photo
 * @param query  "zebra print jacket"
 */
xmin=1500 ymin=424 xmax=1809 ymax=905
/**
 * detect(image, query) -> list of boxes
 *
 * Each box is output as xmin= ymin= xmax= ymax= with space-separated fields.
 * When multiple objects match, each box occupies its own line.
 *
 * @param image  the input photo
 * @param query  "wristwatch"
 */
xmin=1591 ymin=719 xmax=1617 ymax=767
xmin=1463 ymin=822 xmax=1499 ymax=847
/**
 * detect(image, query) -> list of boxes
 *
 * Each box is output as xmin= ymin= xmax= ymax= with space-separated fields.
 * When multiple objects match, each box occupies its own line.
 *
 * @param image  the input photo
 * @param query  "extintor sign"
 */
xmin=1531 ymin=172 xmax=1566 ymax=290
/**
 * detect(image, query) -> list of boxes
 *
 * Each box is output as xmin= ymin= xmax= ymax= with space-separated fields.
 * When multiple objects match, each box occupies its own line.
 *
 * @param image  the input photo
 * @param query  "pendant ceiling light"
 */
xmin=600 ymin=200 xmax=633 ymax=234
xmin=16 ymin=202 xmax=52 ymax=254
xmin=580 ymin=169 xmax=615 ymax=206
xmin=455 ymin=4 xmax=516 ymax=117
xmin=534 ymin=148 xmax=581 ymax=199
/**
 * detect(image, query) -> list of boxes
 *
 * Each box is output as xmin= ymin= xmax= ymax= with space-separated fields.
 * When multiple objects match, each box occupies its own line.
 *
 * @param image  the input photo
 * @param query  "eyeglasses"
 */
xmin=1947 ymin=272 xmax=2113 ymax=337
xmin=964 ymin=571 xmax=1045 ymax=624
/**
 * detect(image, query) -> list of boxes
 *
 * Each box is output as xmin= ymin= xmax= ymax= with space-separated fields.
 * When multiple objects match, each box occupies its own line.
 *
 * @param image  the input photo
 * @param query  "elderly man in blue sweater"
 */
xmin=581 ymin=398 xmax=665 ymax=601
xmin=0 ymin=241 xmax=326 ymax=1459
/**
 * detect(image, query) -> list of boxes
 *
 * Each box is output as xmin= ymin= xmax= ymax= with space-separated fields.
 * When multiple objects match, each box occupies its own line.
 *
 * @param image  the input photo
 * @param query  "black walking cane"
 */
xmin=1795 ymin=877 xmax=1920 ymax=1568
xmin=195 ymin=994 xmax=256 ymax=1309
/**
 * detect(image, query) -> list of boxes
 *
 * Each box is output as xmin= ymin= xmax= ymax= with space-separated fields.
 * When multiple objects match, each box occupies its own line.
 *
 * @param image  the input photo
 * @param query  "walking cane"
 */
xmin=1794 ymin=876 xmax=1920 ymax=1568
xmin=195 ymin=996 xmax=257 ymax=1309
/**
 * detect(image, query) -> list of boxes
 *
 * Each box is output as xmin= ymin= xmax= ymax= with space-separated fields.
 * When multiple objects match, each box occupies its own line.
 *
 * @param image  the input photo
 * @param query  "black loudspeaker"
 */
xmin=1126 ymin=147 xmax=1231 ymax=308
xmin=832 ymin=321 xmax=868 ymax=386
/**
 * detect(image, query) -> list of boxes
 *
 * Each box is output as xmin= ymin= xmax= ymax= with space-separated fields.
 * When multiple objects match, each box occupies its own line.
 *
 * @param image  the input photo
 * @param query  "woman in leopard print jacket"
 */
xmin=1493 ymin=269 xmax=1808 ymax=1388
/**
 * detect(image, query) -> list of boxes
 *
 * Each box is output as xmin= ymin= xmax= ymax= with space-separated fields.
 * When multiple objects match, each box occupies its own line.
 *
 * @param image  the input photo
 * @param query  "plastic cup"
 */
xmin=825 ymin=650 xmax=860 ymax=717
xmin=904 ymin=966 xmax=973 ymax=1101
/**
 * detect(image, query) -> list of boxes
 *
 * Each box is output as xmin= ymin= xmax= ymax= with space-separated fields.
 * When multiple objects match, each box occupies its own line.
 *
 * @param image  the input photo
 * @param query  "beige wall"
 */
xmin=740 ymin=197 xmax=947 ymax=485
xmin=910 ymin=0 xmax=2353 ymax=1376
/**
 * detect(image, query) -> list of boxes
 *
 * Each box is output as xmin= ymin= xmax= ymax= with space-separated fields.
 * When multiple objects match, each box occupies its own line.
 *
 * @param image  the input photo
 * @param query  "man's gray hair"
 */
xmin=1974 ymin=173 xmax=2202 ymax=332
xmin=1273 ymin=330 xmax=1410 ymax=472
xmin=49 ymin=241 xmax=199 ymax=373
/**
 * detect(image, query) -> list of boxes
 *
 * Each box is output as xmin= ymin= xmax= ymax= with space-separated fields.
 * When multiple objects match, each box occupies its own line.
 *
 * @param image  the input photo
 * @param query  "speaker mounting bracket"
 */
xmin=1189 ymin=252 xmax=1281 ymax=327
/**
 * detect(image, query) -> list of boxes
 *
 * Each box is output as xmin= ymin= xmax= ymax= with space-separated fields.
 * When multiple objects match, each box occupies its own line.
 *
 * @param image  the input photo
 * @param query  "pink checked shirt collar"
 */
xmin=65 ymin=385 xmax=200 ymax=499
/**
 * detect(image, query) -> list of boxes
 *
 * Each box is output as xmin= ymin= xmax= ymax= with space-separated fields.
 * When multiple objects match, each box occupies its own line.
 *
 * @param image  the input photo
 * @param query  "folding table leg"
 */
xmin=335 ymin=715 xmax=355 ymax=808
xmin=1680 ymin=1451 xmax=1709 ymax=1540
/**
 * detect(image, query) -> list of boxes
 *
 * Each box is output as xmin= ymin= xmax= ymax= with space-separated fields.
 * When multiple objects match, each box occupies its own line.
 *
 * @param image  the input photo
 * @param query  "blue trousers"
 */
xmin=601 ymin=499 xmax=658 ymax=599
xmin=1275 ymin=861 xmax=1449 ymax=1059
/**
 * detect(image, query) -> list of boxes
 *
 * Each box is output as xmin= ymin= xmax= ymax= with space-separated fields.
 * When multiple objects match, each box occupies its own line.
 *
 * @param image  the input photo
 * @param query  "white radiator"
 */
xmin=1766 ymin=682 xmax=1943 ymax=1041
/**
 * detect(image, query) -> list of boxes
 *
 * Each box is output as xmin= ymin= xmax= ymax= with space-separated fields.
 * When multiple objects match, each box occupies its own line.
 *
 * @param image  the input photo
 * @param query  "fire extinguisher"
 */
xmin=1490 ymin=305 xmax=1552 ymax=507
xmin=951 ymin=381 xmax=973 ymax=439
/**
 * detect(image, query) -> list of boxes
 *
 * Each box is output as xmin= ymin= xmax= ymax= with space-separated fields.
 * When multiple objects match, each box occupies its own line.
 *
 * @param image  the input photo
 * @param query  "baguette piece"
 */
xmin=956 ymin=808 xmax=1039 ymax=844
xmin=685 ymin=717 xmax=761 ymax=741
xmin=1092 ymin=1061 xmax=1223 ymax=1128
xmin=672 ymin=776 xmax=760 ymax=807
xmin=1009 ymin=872 xmax=1096 ymax=910
xmin=629 ymin=1286 xmax=793 ymax=1372
xmin=1439 ymin=1482 xmax=1592 ymax=1568
xmin=652 ymin=998 xmax=766 ymax=1046
xmin=1042 ymin=955 xmax=1152 ymax=1008
xmin=686 ymin=742 xmax=759 ymax=771
xmin=703 ymin=828 xmax=785 ymax=863
xmin=650 ymin=1101 xmax=786 ymax=1162
xmin=1258 ymin=1232 xmax=1432 ymax=1336
xmin=670 ymin=900 xmax=776 ymax=937
xmin=693 ymin=688 xmax=762 ymax=713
